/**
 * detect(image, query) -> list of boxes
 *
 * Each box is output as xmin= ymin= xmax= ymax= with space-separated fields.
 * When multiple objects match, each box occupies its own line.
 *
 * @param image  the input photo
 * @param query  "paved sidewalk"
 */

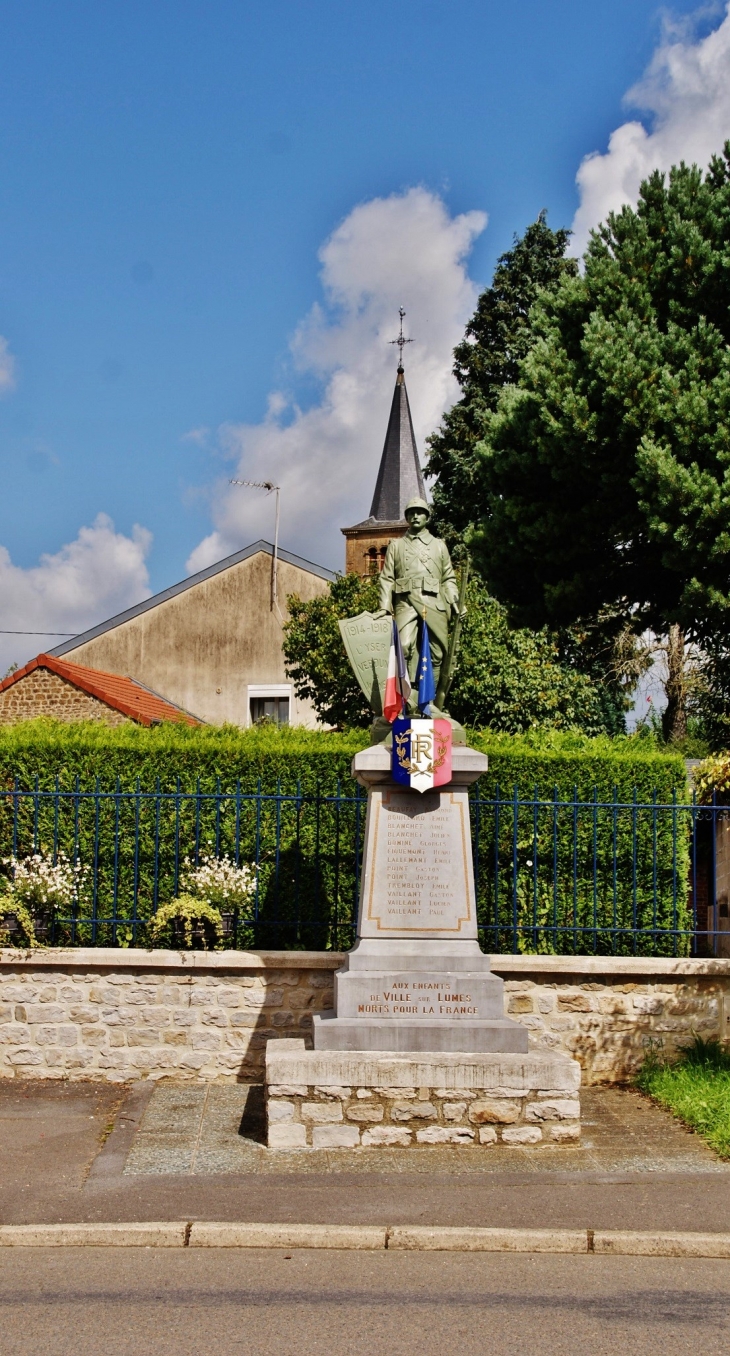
xmin=1 ymin=1078 xmax=729 ymax=1233
xmin=123 ymin=1081 xmax=729 ymax=1176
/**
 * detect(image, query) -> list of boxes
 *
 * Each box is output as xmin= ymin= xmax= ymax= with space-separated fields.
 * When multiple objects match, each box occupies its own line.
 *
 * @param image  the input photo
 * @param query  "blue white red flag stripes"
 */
xmin=392 ymin=717 xmax=452 ymax=793
xmin=383 ymin=619 xmax=412 ymax=723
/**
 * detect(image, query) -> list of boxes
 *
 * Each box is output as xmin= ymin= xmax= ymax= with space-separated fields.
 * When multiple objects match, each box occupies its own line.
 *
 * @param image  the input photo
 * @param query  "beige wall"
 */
xmin=61 ymin=551 xmax=330 ymax=728
xmin=1 ymin=950 xmax=728 ymax=1085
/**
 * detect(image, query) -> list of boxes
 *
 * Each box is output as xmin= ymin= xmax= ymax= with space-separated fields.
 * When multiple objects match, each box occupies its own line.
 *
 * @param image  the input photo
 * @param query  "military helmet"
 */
xmin=404 ymin=497 xmax=431 ymax=518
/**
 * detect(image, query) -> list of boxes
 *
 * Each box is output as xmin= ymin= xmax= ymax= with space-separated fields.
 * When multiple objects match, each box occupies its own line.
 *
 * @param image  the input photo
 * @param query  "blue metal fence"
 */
xmin=0 ymin=779 xmax=727 ymax=956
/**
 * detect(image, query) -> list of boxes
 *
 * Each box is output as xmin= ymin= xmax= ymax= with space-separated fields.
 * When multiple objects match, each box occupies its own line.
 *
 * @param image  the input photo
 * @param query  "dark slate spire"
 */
xmin=369 ymin=364 xmax=426 ymax=521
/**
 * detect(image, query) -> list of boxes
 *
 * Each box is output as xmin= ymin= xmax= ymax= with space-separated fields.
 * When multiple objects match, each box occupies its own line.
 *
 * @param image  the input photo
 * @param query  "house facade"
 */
xmin=47 ymin=541 xmax=334 ymax=728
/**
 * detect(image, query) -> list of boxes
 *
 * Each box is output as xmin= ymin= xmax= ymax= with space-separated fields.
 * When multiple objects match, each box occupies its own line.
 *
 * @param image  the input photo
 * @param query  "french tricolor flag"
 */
xmin=392 ymin=717 xmax=452 ymax=793
xmin=383 ymin=619 xmax=412 ymax=723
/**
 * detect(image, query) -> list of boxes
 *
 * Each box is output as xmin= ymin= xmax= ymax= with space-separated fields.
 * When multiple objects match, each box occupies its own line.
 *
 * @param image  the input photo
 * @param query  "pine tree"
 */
xmin=426 ymin=213 xmax=577 ymax=548
xmin=472 ymin=147 xmax=730 ymax=741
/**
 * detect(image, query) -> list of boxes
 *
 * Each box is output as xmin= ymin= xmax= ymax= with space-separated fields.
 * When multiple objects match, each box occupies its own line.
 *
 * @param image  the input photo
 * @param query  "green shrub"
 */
xmin=693 ymin=751 xmax=730 ymax=804
xmin=150 ymin=895 xmax=223 ymax=951
xmin=0 ymin=897 xmax=37 ymax=948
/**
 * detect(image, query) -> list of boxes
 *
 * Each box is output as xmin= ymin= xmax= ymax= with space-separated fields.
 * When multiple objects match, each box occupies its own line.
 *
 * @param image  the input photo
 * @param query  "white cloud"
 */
xmin=572 ymin=5 xmax=730 ymax=252
xmin=0 ymin=514 xmax=152 ymax=675
xmin=0 ymin=335 xmax=17 ymax=395
xmin=186 ymin=187 xmax=486 ymax=574
xmin=182 ymin=426 xmax=210 ymax=446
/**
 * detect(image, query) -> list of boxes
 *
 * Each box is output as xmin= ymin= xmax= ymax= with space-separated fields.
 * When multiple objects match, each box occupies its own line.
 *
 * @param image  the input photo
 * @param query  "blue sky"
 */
xmin=1 ymin=0 xmax=728 ymax=672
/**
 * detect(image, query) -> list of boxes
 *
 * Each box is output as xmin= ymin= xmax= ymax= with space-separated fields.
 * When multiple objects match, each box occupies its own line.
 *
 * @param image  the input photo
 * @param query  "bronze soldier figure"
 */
xmin=376 ymin=497 xmax=462 ymax=713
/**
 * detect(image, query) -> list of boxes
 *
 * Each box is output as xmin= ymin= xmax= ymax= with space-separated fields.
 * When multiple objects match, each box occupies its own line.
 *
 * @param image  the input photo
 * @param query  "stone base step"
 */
xmin=312 ymin=1013 xmax=529 ymax=1053
xmin=265 ymin=1039 xmax=580 ymax=1149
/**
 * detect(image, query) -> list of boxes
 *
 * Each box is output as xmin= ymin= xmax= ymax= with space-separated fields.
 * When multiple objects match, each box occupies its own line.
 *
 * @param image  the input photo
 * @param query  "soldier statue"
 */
xmin=375 ymin=497 xmax=464 ymax=715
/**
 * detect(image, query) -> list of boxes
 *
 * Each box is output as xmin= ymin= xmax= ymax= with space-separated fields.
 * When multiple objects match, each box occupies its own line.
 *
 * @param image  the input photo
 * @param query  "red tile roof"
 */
xmin=0 ymin=654 xmax=202 ymax=727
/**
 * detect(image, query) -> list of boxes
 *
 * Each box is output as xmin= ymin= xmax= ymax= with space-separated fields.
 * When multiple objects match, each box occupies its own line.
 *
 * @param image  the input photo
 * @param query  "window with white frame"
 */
xmin=248 ymin=684 xmax=291 ymax=726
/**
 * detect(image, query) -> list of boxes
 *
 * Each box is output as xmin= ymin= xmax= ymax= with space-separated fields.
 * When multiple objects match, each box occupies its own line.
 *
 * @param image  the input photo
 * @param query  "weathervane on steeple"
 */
xmin=389 ymin=307 xmax=413 ymax=371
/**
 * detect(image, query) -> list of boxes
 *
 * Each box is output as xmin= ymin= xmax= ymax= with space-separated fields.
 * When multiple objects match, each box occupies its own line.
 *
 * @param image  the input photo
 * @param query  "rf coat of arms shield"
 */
xmin=338 ymin=612 xmax=391 ymax=717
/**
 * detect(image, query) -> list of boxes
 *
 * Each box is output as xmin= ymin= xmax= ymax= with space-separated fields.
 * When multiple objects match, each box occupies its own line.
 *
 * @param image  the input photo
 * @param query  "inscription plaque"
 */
xmin=357 ymin=982 xmax=480 ymax=1018
xmin=361 ymin=787 xmax=472 ymax=937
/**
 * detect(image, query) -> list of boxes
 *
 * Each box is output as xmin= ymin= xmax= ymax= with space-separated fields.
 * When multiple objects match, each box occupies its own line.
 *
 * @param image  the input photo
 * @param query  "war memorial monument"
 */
xmin=266 ymin=337 xmax=581 ymax=1149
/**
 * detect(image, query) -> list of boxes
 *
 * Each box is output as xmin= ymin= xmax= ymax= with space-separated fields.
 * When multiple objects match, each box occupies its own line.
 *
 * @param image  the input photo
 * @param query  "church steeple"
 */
xmin=341 ymin=311 xmax=427 ymax=576
xmin=368 ymin=362 xmax=426 ymax=521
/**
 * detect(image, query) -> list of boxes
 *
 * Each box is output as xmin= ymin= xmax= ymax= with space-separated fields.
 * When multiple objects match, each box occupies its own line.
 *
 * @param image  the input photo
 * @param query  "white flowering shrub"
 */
xmin=180 ymin=854 xmax=256 ymax=912
xmin=3 ymin=851 xmax=88 ymax=914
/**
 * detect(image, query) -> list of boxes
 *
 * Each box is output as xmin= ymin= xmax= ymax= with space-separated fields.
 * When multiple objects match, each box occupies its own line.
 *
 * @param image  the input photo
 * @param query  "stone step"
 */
xmin=312 ymin=1014 xmax=529 ymax=1053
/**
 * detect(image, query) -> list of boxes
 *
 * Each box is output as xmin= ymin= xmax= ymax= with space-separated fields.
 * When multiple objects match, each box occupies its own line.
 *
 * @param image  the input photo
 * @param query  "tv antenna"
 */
xmin=229 ymin=479 xmax=281 ymax=617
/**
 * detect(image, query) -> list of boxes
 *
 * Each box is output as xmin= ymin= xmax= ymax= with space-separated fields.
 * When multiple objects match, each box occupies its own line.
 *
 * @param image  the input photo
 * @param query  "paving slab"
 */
xmin=122 ymin=1081 xmax=727 ymax=1176
xmin=2 ymin=1077 xmax=730 ymax=1234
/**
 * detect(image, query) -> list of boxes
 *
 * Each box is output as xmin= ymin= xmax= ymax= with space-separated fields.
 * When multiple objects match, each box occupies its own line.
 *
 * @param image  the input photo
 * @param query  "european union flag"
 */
xmin=417 ymin=620 xmax=436 ymax=715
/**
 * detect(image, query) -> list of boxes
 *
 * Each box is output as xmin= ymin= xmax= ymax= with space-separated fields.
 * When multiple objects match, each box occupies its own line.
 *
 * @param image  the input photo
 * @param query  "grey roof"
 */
xmin=368 ymin=367 xmax=426 ymax=521
xmin=342 ymin=517 xmax=406 ymax=534
xmin=49 ymin=540 xmax=336 ymax=658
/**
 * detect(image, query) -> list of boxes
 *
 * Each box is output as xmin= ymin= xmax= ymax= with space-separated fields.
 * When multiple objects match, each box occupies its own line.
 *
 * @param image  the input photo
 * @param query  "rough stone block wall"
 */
xmin=1 ymin=951 xmax=728 ymax=1084
xmin=0 ymin=954 xmax=335 ymax=1082
xmin=267 ymin=1082 xmax=580 ymax=1148
xmin=495 ymin=971 xmax=728 ymax=1083
xmin=0 ymin=669 xmax=129 ymax=726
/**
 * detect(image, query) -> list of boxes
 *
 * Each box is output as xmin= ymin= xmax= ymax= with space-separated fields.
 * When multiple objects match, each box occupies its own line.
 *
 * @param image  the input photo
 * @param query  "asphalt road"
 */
xmin=1 ymin=1249 xmax=728 ymax=1356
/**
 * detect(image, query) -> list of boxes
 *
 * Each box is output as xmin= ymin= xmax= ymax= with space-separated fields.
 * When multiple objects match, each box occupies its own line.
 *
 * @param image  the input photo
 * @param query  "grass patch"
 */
xmin=636 ymin=1036 xmax=730 ymax=1158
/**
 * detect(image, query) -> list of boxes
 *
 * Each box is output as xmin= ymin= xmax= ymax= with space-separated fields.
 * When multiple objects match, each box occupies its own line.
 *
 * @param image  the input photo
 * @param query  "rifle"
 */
xmin=434 ymin=556 xmax=469 ymax=712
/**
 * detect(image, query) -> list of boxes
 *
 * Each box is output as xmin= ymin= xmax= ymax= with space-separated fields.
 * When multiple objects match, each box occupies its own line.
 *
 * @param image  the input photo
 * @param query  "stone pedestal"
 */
xmin=266 ymin=1039 xmax=581 ymax=1148
xmin=312 ymin=744 xmax=528 ymax=1054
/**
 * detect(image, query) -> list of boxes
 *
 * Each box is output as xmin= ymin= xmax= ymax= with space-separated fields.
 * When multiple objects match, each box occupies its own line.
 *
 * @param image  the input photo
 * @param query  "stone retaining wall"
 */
xmin=1 ymin=949 xmax=728 ymax=1084
xmin=0 ymin=950 xmax=333 ymax=1084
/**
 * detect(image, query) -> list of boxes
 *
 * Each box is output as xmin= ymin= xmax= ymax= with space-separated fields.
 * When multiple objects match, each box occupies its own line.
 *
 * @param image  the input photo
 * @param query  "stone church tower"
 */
xmin=341 ymin=358 xmax=426 ymax=576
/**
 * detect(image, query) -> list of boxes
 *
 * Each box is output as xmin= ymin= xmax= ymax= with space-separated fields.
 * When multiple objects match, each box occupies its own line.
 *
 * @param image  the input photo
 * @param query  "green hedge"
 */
xmin=473 ymin=728 xmax=687 ymax=801
xmin=0 ymin=720 xmax=687 ymax=798
xmin=471 ymin=732 xmax=691 ymax=958
xmin=0 ymin=720 xmax=367 ymax=793
xmin=0 ymin=721 xmax=691 ymax=956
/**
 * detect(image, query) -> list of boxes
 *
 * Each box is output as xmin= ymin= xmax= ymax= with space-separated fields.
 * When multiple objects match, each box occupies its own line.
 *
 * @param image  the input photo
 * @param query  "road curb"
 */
xmin=1 ymin=1223 xmax=730 ymax=1256
xmin=387 ymin=1227 xmax=587 ymax=1252
xmin=189 ymin=1223 xmax=387 ymax=1249
xmin=0 ymin=1222 xmax=189 ymax=1247
xmin=592 ymin=1230 xmax=730 ymax=1258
